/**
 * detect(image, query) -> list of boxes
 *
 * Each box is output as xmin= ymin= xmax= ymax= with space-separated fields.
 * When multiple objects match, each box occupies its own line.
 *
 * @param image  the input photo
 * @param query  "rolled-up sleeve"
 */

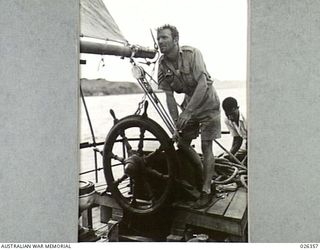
xmin=225 ymin=118 xmax=240 ymax=137
xmin=191 ymin=48 xmax=210 ymax=82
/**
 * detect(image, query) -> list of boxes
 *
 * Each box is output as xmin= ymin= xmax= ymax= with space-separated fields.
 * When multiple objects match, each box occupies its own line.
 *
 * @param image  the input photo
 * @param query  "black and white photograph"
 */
xmin=3 ymin=0 xmax=320 ymax=245
xmin=78 ymin=0 xmax=247 ymax=242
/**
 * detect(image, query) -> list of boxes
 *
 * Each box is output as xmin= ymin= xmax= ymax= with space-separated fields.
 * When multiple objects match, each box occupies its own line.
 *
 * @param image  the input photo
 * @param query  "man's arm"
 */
xmin=176 ymin=48 xmax=209 ymax=129
xmin=164 ymin=90 xmax=179 ymax=124
xmin=185 ymin=48 xmax=211 ymax=112
xmin=183 ymin=73 xmax=207 ymax=113
xmin=176 ymin=73 xmax=207 ymax=129
xmin=230 ymin=136 xmax=243 ymax=155
xmin=224 ymin=118 xmax=242 ymax=155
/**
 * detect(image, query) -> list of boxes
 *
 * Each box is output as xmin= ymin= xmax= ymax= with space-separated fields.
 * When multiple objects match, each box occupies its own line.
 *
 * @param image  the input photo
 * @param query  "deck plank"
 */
xmin=205 ymin=191 xmax=236 ymax=216
xmin=171 ymin=210 xmax=244 ymax=237
xmin=224 ymin=187 xmax=247 ymax=220
xmin=173 ymin=196 xmax=222 ymax=214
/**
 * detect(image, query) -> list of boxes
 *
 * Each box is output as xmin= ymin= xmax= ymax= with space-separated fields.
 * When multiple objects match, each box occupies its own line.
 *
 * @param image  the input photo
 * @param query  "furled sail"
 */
xmin=80 ymin=0 xmax=156 ymax=59
xmin=80 ymin=0 xmax=126 ymax=43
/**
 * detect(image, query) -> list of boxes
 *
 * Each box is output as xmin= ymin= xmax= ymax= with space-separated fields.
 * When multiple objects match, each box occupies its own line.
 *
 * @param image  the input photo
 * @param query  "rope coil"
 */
xmin=214 ymin=157 xmax=247 ymax=189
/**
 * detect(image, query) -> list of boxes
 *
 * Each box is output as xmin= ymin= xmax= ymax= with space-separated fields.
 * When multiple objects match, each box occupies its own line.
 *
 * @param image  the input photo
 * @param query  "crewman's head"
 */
xmin=222 ymin=97 xmax=239 ymax=122
xmin=156 ymin=24 xmax=179 ymax=54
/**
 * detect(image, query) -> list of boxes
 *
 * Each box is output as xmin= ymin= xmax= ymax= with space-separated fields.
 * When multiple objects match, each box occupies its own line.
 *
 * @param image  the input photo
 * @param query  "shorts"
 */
xmin=180 ymin=109 xmax=221 ymax=141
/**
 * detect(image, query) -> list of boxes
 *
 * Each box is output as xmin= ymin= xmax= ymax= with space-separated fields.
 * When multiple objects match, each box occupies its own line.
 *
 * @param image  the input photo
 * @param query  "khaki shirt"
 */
xmin=158 ymin=46 xmax=220 ymax=118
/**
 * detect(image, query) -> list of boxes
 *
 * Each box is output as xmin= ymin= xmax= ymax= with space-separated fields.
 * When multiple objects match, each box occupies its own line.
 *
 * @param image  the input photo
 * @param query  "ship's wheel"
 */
xmin=103 ymin=114 xmax=178 ymax=215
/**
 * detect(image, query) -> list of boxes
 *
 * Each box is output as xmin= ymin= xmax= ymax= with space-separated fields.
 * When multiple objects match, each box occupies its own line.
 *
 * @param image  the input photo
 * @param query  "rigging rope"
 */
xmin=134 ymin=94 xmax=147 ymax=115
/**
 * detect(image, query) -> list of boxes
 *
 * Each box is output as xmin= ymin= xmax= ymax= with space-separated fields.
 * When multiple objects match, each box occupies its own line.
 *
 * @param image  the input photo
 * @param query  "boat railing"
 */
xmin=79 ymin=132 xmax=232 ymax=185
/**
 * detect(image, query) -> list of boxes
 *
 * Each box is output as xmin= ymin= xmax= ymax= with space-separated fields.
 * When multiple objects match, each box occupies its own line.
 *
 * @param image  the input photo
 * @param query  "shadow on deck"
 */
xmin=79 ymin=184 xmax=247 ymax=242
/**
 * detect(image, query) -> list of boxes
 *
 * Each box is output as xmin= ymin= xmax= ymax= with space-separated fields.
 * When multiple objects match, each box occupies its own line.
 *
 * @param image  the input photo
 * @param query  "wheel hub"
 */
xmin=124 ymin=154 xmax=145 ymax=178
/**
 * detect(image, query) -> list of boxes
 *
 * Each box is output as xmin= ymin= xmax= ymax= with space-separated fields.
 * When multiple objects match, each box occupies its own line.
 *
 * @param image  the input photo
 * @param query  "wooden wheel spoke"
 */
xmin=129 ymin=197 xmax=137 ymax=207
xmin=137 ymin=127 xmax=146 ymax=156
xmin=120 ymin=130 xmax=133 ymax=156
xmin=144 ymin=168 xmax=169 ymax=181
xmin=112 ymin=174 xmax=128 ymax=187
xmin=142 ymin=177 xmax=155 ymax=202
xmin=110 ymin=153 xmax=125 ymax=164
xmin=129 ymin=180 xmax=138 ymax=207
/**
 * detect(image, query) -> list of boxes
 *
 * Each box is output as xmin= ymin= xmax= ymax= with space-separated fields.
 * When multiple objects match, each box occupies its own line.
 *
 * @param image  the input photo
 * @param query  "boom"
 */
xmin=80 ymin=40 xmax=157 ymax=59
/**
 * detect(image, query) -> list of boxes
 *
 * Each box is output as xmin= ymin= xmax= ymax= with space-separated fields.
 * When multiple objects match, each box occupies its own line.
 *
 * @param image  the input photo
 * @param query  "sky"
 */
xmin=80 ymin=0 xmax=247 ymax=82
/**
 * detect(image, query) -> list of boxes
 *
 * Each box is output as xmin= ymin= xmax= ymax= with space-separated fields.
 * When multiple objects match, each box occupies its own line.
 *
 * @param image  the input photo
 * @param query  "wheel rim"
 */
xmin=103 ymin=115 xmax=176 ymax=215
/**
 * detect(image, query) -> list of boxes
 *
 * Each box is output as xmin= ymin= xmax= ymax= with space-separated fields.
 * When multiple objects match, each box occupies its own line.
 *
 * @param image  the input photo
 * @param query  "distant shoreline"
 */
xmin=80 ymin=78 xmax=246 ymax=96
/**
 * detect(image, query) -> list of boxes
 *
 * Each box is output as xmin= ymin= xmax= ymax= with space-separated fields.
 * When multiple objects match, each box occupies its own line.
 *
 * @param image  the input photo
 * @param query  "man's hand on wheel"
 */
xmin=176 ymin=111 xmax=191 ymax=130
xmin=172 ymin=129 xmax=180 ymax=143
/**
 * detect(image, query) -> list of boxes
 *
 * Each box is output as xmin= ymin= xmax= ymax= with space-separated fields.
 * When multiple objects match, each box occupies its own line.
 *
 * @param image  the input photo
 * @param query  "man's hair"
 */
xmin=222 ymin=97 xmax=238 ymax=113
xmin=157 ymin=24 xmax=179 ymax=42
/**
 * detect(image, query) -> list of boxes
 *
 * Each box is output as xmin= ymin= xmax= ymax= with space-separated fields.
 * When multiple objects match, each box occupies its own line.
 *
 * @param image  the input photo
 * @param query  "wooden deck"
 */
xmin=79 ymin=184 xmax=247 ymax=242
xmin=168 ymin=187 xmax=247 ymax=241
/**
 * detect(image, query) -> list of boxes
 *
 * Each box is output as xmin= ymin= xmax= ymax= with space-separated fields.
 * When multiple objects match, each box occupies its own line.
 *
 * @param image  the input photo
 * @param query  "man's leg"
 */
xmin=178 ymin=137 xmax=203 ymax=190
xmin=192 ymin=139 xmax=216 ymax=209
xmin=201 ymin=139 xmax=217 ymax=194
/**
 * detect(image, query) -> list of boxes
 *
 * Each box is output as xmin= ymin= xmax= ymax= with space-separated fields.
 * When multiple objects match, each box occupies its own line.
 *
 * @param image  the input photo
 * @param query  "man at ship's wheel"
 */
xmin=157 ymin=24 xmax=221 ymax=208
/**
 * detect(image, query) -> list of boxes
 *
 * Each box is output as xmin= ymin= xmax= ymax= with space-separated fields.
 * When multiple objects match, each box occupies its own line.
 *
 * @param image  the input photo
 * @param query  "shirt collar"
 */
xmin=162 ymin=46 xmax=183 ymax=63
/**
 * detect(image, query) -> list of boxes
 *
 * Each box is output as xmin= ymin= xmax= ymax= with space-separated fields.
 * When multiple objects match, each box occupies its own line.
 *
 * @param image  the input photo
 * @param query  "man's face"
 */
xmin=157 ymin=28 xmax=176 ymax=54
xmin=225 ymin=107 xmax=239 ymax=122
